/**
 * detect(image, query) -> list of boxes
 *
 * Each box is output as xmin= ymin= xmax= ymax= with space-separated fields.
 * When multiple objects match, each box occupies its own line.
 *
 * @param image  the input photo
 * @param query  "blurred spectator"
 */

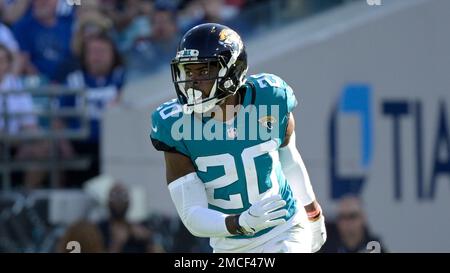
xmin=103 ymin=0 xmax=141 ymax=31
xmin=56 ymin=220 xmax=105 ymax=253
xmin=0 ymin=43 xmax=73 ymax=191
xmin=110 ymin=0 xmax=153 ymax=53
xmin=177 ymin=0 xmax=203 ymax=32
xmin=102 ymin=0 xmax=152 ymax=39
xmin=0 ymin=0 xmax=31 ymax=25
xmin=96 ymin=0 xmax=153 ymax=52
xmin=97 ymin=183 xmax=162 ymax=253
xmin=0 ymin=22 xmax=22 ymax=74
xmin=0 ymin=44 xmax=35 ymax=136
xmin=12 ymin=0 xmax=76 ymax=83
xmin=321 ymin=195 xmax=387 ymax=253
xmin=145 ymin=4 xmax=179 ymax=58
xmin=0 ymin=43 xmax=57 ymax=191
xmin=127 ymin=3 xmax=180 ymax=74
xmin=179 ymin=0 xmax=240 ymax=34
xmin=74 ymin=0 xmax=101 ymax=19
xmin=62 ymin=33 xmax=125 ymax=186
xmin=72 ymin=0 xmax=114 ymax=57
xmin=225 ymin=0 xmax=247 ymax=9
xmin=199 ymin=0 xmax=239 ymax=23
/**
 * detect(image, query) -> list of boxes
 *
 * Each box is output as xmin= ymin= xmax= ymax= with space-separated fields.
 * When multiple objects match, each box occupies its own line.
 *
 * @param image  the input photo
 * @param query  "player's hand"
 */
xmin=310 ymin=214 xmax=327 ymax=252
xmin=238 ymin=195 xmax=288 ymax=235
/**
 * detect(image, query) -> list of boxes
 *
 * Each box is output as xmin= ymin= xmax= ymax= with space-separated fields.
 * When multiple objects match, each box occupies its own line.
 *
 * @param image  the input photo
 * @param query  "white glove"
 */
xmin=310 ymin=214 xmax=327 ymax=252
xmin=238 ymin=195 xmax=288 ymax=235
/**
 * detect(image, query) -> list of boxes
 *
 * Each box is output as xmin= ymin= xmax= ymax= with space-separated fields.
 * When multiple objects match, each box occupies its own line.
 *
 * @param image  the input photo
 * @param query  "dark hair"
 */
xmin=79 ymin=33 xmax=123 ymax=74
xmin=0 ymin=44 xmax=13 ymax=64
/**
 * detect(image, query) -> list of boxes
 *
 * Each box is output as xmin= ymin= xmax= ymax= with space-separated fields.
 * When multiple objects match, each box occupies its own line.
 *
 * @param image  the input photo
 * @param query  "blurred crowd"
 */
xmin=320 ymin=195 xmax=387 ymax=253
xmin=57 ymin=182 xmax=168 ymax=253
xmin=54 ymin=190 xmax=387 ymax=253
xmin=0 ymin=0 xmax=272 ymax=192
xmin=0 ymin=0 xmax=353 ymax=190
xmin=0 ymin=0 xmax=277 ymax=252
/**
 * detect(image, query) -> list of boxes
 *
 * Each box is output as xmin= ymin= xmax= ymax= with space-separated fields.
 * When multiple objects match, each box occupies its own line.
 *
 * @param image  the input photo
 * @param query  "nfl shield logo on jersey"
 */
xmin=227 ymin=127 xmax=238 ymax=139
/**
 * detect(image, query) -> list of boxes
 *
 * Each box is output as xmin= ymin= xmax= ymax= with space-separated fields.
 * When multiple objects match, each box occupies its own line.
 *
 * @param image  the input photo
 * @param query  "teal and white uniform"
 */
xmin=150 ymin=74 xmax=305 ymax=252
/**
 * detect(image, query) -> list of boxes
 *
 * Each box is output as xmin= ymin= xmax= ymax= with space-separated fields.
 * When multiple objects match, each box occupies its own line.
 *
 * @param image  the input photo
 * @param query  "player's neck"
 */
xmin=214 ymin=91 xmax=242 ymax=122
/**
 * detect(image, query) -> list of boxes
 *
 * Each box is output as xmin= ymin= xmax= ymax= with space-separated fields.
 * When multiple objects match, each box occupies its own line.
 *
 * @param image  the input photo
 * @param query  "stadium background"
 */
xmin=0 ymin=0 xmax=449 ymax=252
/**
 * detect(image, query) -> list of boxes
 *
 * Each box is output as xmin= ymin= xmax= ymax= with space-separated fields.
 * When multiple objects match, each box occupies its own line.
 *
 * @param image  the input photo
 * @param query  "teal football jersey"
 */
xmin=150 ymin=73 xmax=298 ymax=239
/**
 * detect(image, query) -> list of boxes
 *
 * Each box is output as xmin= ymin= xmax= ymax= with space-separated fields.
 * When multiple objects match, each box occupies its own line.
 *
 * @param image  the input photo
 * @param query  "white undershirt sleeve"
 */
xmin=279 ymin=131 xmax=316 ymax=206
xmin=168 ymin=172 xmax=233 ymax=238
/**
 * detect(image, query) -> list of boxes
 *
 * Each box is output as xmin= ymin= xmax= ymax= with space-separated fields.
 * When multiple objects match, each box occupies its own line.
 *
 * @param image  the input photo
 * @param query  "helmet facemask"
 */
xmin=171 ymin=25 xmax=248 ymax=114
xmin=171 ymin=56 xmax=235 ymax=114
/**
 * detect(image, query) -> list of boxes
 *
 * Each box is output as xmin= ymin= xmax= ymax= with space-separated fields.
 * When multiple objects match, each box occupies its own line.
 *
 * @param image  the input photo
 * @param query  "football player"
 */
xmin=150 ymin=23 xmax=326 ymax=253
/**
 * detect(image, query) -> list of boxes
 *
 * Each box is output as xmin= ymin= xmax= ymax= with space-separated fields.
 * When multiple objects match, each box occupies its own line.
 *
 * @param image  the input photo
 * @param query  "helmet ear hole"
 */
xmin=223 ymin=79 xmax=233 ymax=89
xmin=221 ymin=78 xmax=238 ymax=94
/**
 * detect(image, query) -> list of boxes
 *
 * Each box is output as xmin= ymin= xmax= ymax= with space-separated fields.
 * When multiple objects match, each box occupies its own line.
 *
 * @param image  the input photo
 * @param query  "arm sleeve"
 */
xmin=278 ymin=131 xmax=316 ymax=206
xmin=168 ymin=172 xmax=233 ymax=238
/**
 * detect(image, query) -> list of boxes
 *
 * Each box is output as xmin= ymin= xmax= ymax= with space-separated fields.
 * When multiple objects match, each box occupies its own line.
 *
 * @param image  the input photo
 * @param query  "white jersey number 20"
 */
xmin=195 ymin=140 xmax=280 ymax=210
